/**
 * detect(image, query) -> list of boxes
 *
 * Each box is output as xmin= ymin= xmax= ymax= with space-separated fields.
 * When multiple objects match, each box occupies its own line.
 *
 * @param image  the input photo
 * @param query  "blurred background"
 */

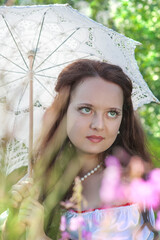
xmin=1 ymin=0 xmax=160 ymax=166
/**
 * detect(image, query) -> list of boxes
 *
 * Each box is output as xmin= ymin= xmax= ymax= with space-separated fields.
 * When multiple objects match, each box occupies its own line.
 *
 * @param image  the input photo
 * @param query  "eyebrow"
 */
xmin=77 ymin=103 xmax=122 ymax=112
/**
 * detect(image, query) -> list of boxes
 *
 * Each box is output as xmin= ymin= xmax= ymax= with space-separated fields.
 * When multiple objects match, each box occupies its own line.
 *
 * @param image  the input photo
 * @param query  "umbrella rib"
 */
xmin=0 ymin=53 xmax=27 ymax=72
xmin=2 ymin=14 xmax=28 ymax=70
xmin=0 ymin=75 xmax=26 ymax=87
xmin=32 ymin=11 xmax=47 ymax=68
xmin=35 ymin=27 xmax=80 ymax=71
xmin=35 ymin=54 xmax=91 ymax=73
xmin=35 ymin=74 xmax=56 ymax=79
xmin=34 ymin=76 xmax=54 ymax=97
xmin=0 ymin=69 xmax=25 ymax=74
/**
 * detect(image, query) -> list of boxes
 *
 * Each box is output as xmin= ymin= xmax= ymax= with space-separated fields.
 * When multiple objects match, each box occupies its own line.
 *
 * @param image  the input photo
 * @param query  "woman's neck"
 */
xmin=76 ymin=151 xmax=100 ymax=174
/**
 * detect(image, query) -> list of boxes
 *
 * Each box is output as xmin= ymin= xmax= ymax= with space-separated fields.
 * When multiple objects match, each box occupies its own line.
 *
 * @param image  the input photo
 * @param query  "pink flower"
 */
xmin=149 ymin=168 xmax=160 ymax=193
xmin=105 ymin=156 xmax=120 ymax=167
xmin=69 ymin=215 xmax=85 ymax=231
xmin=59 ymin=231 xmax=70 ymax=240
xmin=128 ymin=178 xmax=159 ymax=209
xmin=100 ymin=158 xmax=122 ymax=205
xmin=82 ymin=230 xmax=92 ymax=240
xmin=155 ymin=211 xmax=160 ymax=230
xmin=101 ymin=155 xmax=160 ymax=210
xmin=60 ymin=216 xmax=66 ymax=232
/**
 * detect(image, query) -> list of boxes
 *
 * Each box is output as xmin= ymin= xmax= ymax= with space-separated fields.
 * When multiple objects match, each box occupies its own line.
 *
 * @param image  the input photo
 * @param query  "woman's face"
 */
xmin=66 ymin=76 xmax=123 ymax=155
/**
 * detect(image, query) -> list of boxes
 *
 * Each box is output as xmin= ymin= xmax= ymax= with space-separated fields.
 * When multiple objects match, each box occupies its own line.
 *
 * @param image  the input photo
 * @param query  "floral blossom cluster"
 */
xmin=100 ymin=156 xmax=160 ymax=230
xmin=59 ymin=215 xmax=92 ymax=240
xmin=59 ymin=156 xmax=160 ymax=239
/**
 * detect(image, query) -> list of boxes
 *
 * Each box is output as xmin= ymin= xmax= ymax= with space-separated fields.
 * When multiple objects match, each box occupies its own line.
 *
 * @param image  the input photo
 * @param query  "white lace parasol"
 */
xmin=0 ymin=4 xmax=159 ymax=175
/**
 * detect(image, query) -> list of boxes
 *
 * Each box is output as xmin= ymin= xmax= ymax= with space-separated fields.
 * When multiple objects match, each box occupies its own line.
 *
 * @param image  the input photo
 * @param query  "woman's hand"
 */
xmin=18 ymin=197 xmax=49 ymax=240
xmin=11 ymin=177 xmax=33 ymax=208
xmin=10 ymin=178 xmax=51 ymax=239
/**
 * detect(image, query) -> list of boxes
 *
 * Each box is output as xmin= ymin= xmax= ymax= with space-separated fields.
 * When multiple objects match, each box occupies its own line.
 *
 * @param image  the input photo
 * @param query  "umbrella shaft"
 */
xmin=28 ymin=54 xmax=34 ymax=176
xmin=29 ymin=71 xmax=33 ymax=154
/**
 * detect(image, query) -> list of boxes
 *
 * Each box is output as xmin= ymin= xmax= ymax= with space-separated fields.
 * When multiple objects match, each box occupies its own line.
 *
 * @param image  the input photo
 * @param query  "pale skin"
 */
xmin=11 ymin=76 xmax=123 ymax=239
xmin=67 ymin=76 xmax=123 ymax=209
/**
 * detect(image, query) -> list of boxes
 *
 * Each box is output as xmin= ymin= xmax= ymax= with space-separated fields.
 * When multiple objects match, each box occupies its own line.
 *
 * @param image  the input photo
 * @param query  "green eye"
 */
xmin=108 ymin=111 xmax=117 ymax=118
xmin=80 ymin=107 xmax=91 ymax=114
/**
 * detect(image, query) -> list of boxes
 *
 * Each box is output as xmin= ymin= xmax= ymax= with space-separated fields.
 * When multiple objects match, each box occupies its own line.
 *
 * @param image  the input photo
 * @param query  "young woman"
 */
xmin=11 ymin=59 xmax=157 ymax=239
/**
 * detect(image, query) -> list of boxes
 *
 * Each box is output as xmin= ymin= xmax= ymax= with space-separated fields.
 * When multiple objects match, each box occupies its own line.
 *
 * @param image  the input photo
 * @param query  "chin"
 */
xmin=76 ymin=146 xmax=105 ymax=155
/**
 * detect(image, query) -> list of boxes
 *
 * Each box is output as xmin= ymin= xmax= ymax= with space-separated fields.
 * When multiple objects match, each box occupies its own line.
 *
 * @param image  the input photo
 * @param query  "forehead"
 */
xmin=70 ymin=76 xmax=123 ymax=108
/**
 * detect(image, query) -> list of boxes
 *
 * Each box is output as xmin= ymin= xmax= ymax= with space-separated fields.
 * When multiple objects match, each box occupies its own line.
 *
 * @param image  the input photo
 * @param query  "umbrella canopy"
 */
xmin=0 ymin=4 xmax=159 ymax=175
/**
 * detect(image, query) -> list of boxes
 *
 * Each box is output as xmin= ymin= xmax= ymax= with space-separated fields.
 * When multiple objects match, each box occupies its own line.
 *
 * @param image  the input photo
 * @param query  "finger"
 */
xmin=11 ymin=199 xmax=20 ymax=209
xmin=11 ymin=190 xmax=23 ymax=208
xmin=11 ymin=184 xmax=32 ymax=209
xmin=13 ymin=178 xmax=33 ymax=190
xmin=11 ymin=181 xmax=33 ymax=198
xmin=18 ymin=177 xmax=33 ymax=184
xmin=18 ymin=178 xmax=33 ymax=188
xmin=16 ymin=179 xmax=39 ymax=200
xmin=12 ymin=190 xmax=23 ymax=202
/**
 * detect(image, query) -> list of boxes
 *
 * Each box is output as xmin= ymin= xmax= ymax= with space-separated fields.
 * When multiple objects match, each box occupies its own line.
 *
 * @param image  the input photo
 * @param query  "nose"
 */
xmin=90 ymin=113 xmax=104 ymax=131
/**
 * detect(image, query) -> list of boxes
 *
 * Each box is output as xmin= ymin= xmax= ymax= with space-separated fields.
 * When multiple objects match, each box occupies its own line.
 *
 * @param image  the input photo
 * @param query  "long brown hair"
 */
xmin=36 ymin=59 xmax=151 ymax=164
xmin=34 ymin=59 xmax=154 ymax=238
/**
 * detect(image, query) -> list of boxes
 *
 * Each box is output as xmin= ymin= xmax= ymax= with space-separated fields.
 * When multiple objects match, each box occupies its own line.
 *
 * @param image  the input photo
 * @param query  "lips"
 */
xmin=86 ymin=135 xmax=104 ymax=143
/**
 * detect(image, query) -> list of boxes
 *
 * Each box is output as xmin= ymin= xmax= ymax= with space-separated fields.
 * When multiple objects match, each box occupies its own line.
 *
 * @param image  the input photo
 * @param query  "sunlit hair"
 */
xmin=36 ymin=59 xmax=152 ymax=164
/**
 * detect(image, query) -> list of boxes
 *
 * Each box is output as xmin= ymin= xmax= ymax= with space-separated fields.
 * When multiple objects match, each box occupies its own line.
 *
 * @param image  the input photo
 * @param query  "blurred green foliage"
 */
xmin=0 ymin=0 xmax=159 ymax=164
xmin=112 ymin=0 xmax=160 ymax=164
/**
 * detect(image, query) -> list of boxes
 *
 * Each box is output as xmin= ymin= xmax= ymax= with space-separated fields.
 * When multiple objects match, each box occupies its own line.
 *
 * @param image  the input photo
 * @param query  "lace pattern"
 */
xmin=0 ymin=4 xmax=159 ymax=174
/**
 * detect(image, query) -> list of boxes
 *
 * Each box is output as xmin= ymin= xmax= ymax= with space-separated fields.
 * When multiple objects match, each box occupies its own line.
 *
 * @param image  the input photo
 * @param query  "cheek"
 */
xmin=67 ymin=116 xmax=87 ymax=137
xmin=67 ymin=119 xmax=85 ymax=149
xmin=66 ymin=109 xmax=81 ymax=139
xmin=106 ymin=117 xmax=122 ymax=136
xmin=67 ymin=106 xmax=90 ymax=136
xmin=67 ymin=121 xmax=78 ymax=137
xmin=114 ymin=119 xmax=122 ymax=132
xmin=103 ymin=119 xmax=122 ymax=150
